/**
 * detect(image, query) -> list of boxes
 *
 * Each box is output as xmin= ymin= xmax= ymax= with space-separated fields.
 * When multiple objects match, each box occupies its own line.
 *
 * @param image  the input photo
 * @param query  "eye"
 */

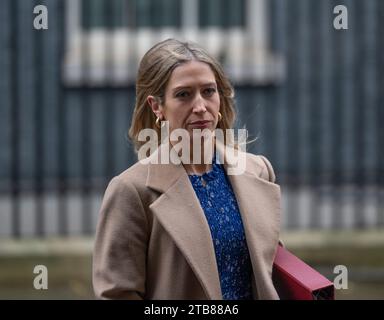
xmin=176 ymin=91 xmax=190 ymax=98
xmin=203 ymin=88 xmax=217 ymax=96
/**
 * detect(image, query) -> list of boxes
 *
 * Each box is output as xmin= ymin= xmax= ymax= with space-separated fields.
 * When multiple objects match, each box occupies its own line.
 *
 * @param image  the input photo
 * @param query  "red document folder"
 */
xmin=272 ymin=245 xmax=335 ymax=300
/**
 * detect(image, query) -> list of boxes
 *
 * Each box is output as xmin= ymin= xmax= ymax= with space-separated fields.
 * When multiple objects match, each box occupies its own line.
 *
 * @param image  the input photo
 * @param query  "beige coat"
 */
xmin=93 ymin=142 xmax=281 ymax=300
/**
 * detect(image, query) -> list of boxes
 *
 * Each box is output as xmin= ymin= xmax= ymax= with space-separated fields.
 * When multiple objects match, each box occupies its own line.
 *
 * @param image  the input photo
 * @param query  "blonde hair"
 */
xmin=128 ymin=38 xmax=238 ymax=152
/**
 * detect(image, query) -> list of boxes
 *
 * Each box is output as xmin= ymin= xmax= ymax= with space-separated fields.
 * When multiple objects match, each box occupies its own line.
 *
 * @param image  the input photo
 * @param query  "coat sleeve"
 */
xmin=93 ymin=175 xmax=148 ymax=299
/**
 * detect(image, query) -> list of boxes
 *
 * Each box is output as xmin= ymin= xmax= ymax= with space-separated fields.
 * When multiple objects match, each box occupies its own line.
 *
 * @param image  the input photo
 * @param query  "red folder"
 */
xmin=272 ymin=245 xmax=335 ymax=300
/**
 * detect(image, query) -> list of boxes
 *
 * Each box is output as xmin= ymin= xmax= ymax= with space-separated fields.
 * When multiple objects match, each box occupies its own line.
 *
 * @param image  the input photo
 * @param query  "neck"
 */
xmin=183 ymin=162 xmax=213 ymax=176
xmin=183 ymin=137 xmax=216 ymax=175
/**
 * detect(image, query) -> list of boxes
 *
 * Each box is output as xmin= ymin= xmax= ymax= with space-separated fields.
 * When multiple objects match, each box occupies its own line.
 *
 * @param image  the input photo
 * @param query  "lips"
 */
xmin=188 ymin=120 xmax=212 ymax=129
xmin=189 ymin=120 xmax=211 ymax=125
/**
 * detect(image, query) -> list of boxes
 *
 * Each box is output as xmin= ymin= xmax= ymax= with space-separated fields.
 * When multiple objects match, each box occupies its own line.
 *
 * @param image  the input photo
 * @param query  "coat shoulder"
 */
xmin=245 ymin=153 xmax=276 ymax=183
xmin=101 ymin=160 xmax=152 ymax=209
xmin=114 ymin=160 xmax=149 ymax=189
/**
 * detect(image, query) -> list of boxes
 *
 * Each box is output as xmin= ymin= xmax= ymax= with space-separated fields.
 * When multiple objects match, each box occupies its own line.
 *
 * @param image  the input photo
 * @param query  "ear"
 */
xmin=147 ymin=95 xmax=163 ymax=119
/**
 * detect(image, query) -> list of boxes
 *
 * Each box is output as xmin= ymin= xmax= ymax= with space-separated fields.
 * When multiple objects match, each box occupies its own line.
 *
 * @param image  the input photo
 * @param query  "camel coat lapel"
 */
xmin=145 ymin=142 xmax=281 ymax=299
xmin=225 ymin=169 xmax=281 ymax=299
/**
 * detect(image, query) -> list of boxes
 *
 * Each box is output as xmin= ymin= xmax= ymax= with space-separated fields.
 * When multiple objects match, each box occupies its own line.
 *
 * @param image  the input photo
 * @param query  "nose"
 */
xmin=192 ymin=94 xmax=207 ymax=113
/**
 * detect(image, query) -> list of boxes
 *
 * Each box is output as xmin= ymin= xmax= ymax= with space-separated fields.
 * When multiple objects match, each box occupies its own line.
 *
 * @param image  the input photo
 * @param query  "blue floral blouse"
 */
xmin=187 ymin=156 xmax=253 ymax=300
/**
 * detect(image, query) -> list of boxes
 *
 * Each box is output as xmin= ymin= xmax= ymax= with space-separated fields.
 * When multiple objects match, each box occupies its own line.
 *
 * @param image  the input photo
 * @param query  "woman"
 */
xmin=93 ymin=39 xmax=282 ymax=300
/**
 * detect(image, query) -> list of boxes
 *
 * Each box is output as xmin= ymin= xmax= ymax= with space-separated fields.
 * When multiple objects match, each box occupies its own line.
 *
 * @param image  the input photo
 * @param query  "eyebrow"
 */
xmin=172 ymin=82 xmax=217 ymax=93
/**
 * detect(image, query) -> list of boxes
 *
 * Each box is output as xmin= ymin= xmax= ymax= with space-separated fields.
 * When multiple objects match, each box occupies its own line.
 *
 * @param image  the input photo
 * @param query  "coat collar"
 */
xmin=146 ymin=141 xmax=281 ymax=299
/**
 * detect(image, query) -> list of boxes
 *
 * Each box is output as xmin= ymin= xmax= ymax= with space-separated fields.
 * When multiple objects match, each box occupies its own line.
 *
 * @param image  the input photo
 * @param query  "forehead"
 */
xmin=167 ymin=61 xmax=216 ymax=89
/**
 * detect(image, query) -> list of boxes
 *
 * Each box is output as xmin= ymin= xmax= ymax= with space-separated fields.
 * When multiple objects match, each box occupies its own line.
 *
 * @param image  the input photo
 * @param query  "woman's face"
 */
xmin=149 ymin=60 xmax=221 ymax=137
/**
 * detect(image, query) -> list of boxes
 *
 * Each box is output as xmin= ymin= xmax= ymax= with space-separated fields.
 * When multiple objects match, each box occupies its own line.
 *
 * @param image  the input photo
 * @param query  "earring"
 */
xmin=155 ymin=117 xmax=162 ymax=129
xmin=218 ymin=112 xmax=222 ymax=122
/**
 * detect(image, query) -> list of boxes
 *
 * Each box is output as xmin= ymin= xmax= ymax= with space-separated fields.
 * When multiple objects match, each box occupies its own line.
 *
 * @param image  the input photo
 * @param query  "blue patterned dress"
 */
xmin=187 ymin=156 xmax=254 ymax=300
